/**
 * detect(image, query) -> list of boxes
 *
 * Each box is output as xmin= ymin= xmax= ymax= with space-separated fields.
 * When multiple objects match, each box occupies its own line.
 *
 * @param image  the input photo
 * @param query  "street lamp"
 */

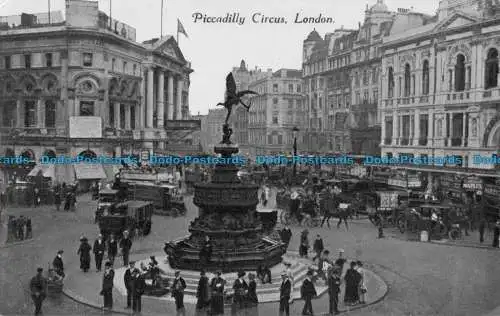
xmin=292 ymin=126 xmax=299 ymax=178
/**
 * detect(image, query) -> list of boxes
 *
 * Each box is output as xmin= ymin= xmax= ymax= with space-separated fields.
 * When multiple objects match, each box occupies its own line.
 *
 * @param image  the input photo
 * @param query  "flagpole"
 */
xmin=161 ymin=0 xmax=164 ymax=38
xmin=48 ymin=0 xmax=51 ymax=24
xmin=109 ymin=0 xmax=112 ymax=29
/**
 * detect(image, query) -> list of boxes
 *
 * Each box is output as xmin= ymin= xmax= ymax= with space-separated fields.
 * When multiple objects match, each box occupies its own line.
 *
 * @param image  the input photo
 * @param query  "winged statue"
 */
xmin=217 ymin=73 xmax=259 ymax=124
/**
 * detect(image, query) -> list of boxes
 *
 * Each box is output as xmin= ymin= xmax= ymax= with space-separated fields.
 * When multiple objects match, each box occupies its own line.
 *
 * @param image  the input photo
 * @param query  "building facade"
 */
xmin=230 ymin=60 xmax=253 ymax=155
xmin=0 ymin=0 xmax=192 ymax=184
xmin=205 ymin=108 xmax=225 ymax=152
xmin=247 ymin=68 xmax=305 ymax=156
xmin=380 ymin=0 xmax=500 ymax=176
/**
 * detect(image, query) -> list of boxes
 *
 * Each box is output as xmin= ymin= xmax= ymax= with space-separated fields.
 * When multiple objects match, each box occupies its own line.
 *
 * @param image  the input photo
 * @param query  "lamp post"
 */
xmin=292 ymin=127 xmax=299 ymax=179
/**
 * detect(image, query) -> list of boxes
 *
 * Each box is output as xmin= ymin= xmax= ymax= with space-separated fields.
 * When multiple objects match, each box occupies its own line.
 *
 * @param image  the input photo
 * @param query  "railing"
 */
xmin=400 ymin=138 xmax=410 ymax=146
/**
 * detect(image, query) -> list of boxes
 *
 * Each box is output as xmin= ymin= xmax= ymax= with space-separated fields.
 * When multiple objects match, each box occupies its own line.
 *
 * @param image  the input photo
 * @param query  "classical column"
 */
xmin=125 ymin=104 xmax=131 ymax=130
xmin=414 ymin=110 xmax=420 ymax=146
xmin=167 ymin=74 xmax=174 ymax=120
xmin=140 ymin=70 xmax=146 ymax=129
xmin=147 ymin=67 xmax=154 ymax=128
xmin=114 ymin=102 xmax=121 ymax=129
xmin=37 ymin=99 xmax=44 ymax=128
xmin=381 ymin=116 xmax=386 ymax=145
xmin=462 ymin=113 xmax=467 ymax=147
xmin=428 ymin=110 xmax=434 ymax=144
xmin=156 ymin=70 xmax=165 ymax=127
xmin=392 ymin=112 xmax=398 ymax=146
xmin=135 ymin=104 xmax=141 ymax=130
xmin=16 ymin=99 xmax=23 ymax=128
xmin=176 ymin=77 xmax=183 ymax=120
xmin=448 ymin=113 xmax=453 ymax=145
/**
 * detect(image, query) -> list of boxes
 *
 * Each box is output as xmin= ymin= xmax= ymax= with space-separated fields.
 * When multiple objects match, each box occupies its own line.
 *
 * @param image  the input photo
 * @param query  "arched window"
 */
xmin=78 ymin=150 xmax=97 ymax=159
xmin=45 ymin=100 xmax=56 ymax=128
xmin=404 ymin=63 xmax=411 ymax=97
xmin=485 ymin=48 xmax=499 ymax=89
xmin=388 ymin=67 xmax=394 ymax=98
xmin=422 ymin=60 xmax=430 ymax=95
xmin=455 ymin=54 xmax=466 ymax=91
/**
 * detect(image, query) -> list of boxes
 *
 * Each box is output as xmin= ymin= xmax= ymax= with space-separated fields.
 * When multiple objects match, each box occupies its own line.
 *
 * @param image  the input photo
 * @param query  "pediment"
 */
xmin=434 ymin=12 xmax=478 ymax=32
xmin=152 ymin=37 xmax=186 ymax=63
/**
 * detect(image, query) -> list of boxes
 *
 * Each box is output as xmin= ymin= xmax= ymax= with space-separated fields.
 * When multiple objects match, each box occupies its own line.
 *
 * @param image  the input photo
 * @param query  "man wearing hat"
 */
xmin=30 ymin=267 xmax=47 ymax=316
xmin=123 ymin=261 xmax=135 ymax=309
xmin=93 ymin=234 xmax=106 ymax=272
xmin=232 ymin=270 xmax=248 ymax=310
xmin=77 ymin=236 xmax=92 ymax=273
xmin=132 ymin=268 xmax=146 ymax=313
xmin=300 ymin=270 xmax=317 ymax=316
xmin=279 ymin=271 xmax=291 ymax=316
xmin=119 ymin=230 xmax=133 ymax=266
xmin=101 ymin=261 xmax=115 ymax=310
xmin=327 ymin=266 xmax=341 ymax=315
xmin=52 ymin=250 xmax=65 ymax=278
xmin=171 ymin=271 xmax=187 ymax=311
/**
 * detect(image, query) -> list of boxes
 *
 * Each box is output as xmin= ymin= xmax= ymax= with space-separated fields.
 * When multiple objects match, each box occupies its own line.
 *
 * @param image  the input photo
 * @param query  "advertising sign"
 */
xmin=69 ymin=117 xmax=102 ymax=138
xmin=378 ymin=192 xmax=399 ymax=209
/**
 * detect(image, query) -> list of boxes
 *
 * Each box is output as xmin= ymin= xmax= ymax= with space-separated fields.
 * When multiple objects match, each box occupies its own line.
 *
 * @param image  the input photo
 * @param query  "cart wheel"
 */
xmin=449 ymin=228 xmax=460 ymax=240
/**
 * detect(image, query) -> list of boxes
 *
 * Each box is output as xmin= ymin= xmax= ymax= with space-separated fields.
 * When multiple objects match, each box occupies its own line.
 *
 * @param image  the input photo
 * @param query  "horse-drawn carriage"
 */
xmin=98 ymin=200 xmax=153 ymax=240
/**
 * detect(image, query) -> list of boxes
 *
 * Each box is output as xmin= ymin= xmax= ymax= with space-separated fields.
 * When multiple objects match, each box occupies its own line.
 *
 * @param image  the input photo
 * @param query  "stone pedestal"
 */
xmin=164 ymin=144 xmax=285 ymax=272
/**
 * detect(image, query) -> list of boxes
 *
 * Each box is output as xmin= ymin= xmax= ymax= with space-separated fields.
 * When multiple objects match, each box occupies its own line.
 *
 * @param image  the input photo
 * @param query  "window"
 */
xmin=133 ymin=64 xmax=137 ymax=76
xmin=79 ymin=101 xmax=95 ymax=116
xmin=288 ymin=84 xmax=293 ymax=93
xmin=388 ymin=67 xmax=394 ymax=98
xmin=109 ymin=103 xmax=115 ymax=127
xmin=45 ymin=100 xmax=56 ymax=128
xmin=131 ymin=105 xmax=136 ymax=129
xmin=120 ymin=104 xmax=125 ymax=129
xmin=24 ymin=101 xmax=36 ymax=127
xmin=297 ymin=84 xmax=301 ymax=93
xmin=83 ymin=53 xmax=93 ymax=67
xmin=45 ymin=53 xmax=53 ymax=67
xmin=112 ymin=58 xmax=116 ymax=71
xmin=355 ymin=72 xmax=359 ymax=86
xmin=278 ymin=134 xmax=283 ymax=145
xmin=422 ymin=60 xmax=430 ymax=95
xmin=355 ymin=92 xmax=360 ymax=104
xmin=268 ymin=134 xmax=273 ymax=144
xmin=272 ymin=116 xmax=278 ymax=124
xmin=296 ymin=99 xmax=302 ymax=108
xmin=455 ymin=54 xmax=465 ymax=91
xmin=363 ymin=91 xmax=369 ymax=104
xmin=404 ymin=63 xmax=411 ymax=97
xmin=273 ymin=98 xmax=278 ymax=105
xmin=123 ymin=61 xmax=127 ymax=73
xmin=273 ymin=84 xmax=278 ymax=93
xmin=24 ymin=54 xmax=31 ymax=69
xmin=363 ymin=70 xmax=368 ymax=85
xmin=2 ymin=101 xmax=16 ymax=127
xmin=288 ymin=99 xmax=293 ymax=109
xmin=486 ymin=48 xmax=499 ymax=89
xmin=372 ymin=68 xmax=378 ymax=84
xmin=373 ymin=90 xmax=378 ymax=102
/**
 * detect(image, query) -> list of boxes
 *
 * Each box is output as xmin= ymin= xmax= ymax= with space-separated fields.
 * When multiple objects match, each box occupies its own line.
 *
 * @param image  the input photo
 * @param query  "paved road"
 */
xmin=0 ymin=191 xmax=499 ymax=316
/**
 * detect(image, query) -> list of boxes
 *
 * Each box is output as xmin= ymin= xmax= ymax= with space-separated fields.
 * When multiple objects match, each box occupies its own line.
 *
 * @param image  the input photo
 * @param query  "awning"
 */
xmin=74 ymin=164 xmax=107 ymax=180
xmin=28 ymin=164 xmax=55 ymax=178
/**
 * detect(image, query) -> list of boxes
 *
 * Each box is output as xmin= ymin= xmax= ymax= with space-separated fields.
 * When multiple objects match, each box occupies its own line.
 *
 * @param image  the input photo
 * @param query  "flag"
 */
xmin=177 ymin=19 xmax=188 ymax=38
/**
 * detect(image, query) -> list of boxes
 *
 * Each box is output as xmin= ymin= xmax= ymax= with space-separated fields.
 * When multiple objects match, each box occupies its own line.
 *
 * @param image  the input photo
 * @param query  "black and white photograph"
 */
xmin=0 ymin=0 xmax=500 ymax=315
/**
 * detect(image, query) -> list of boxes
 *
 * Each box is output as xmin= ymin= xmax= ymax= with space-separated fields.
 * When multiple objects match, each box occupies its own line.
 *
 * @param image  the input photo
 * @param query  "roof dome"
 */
xmin=370 ymin=0 xmax=388 ymax=12
xmin=305 ymin=29 xmax=322 ymax=42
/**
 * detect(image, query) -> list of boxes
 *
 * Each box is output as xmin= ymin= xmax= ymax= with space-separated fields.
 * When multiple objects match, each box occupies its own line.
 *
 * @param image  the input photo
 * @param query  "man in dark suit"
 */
xmin=123 ymin=261 xmax=135 ymax=309
xmin=119 ymin=231 xmax=133 ymax=266
xmin=280 ymin=224 xmax=292 ymax=248
xmin=30 ymin=267 xmax=47 ymax=315
xmin=279 ymin=272 xmax=292 ymax=316
xmin=300 ymin=270 xmax=317 ymax=316
xmin=93 ymin=234 xmax=106 ymax=271
xmin=101 ymin=261 xmax=115 ymax=310
xmin=132 ymin=268 xmax=146 ymax=313
xmin=52 ymin=250 xmax=65 ymax=278
xmin=171 ymin=270 xmax=187 ymax=311
xmin=327 ymin=266 xmax=341 ymax=315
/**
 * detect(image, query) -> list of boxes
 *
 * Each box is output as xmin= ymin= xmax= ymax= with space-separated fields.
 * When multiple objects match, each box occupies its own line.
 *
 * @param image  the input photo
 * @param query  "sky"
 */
xmin=1 ymin=0 xmax=438 ymax=115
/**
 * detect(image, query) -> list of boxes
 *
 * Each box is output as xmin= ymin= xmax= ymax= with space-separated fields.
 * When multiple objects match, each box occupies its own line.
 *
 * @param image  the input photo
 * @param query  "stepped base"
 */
xmin=113 ymin=252 xmax=327 ymax=303
xmin=164 ymin=236 xmax=286 ymax=273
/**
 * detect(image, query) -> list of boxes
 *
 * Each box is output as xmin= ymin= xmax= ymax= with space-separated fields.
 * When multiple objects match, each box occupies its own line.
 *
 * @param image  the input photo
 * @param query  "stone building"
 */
xmin=380 ymin=0 xmax=500 ymax=178
xmin=247 ymin=68 xmax=305 ymax=156
xmin=229 ymin=60 xmax=253 ymax=155
xmin=0 ymin=0 xmax=192 ymax=184
xmin=205 ymin=109 xmax=226 ymax=152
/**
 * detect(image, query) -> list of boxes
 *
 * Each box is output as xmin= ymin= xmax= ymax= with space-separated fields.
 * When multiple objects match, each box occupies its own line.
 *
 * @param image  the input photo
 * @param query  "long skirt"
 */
xmin=210 ymin=295 xmax=224 ymax=315
xmin=80 ymin=254 xmax=91 ymax=271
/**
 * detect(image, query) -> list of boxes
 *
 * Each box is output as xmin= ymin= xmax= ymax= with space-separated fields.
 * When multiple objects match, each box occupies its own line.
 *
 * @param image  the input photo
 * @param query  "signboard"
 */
xmin=440 ymin=175 xmax=462 ymax=191
xmin=388 ymin=178 xmax=407 ymax=188
xmin=69 ymin=117 xmax=102 ymax=138
xmin=378 ymin=192 xmax=399 ymax=209
xmin=166 ymin=120 xmax=201 ymax=131
xmin=484 ymin=184 xmax=500 ymax=198
xmin=463 ymin=176 xmax=483 ymax=191
xmin=407 ymin=177 xmax=422 ymax=188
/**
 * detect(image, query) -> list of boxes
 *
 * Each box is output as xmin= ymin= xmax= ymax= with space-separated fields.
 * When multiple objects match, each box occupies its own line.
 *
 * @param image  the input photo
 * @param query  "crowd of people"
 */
xmin=7 ymin=214 xmax=32 ymax=242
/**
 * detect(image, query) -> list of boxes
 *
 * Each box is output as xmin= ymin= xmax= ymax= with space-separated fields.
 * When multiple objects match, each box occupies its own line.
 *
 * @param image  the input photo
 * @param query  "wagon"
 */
xmin=126 ymin=182 xmax=187 ymax=217
xmin=98 ymin=200 xmax=153 ymax=240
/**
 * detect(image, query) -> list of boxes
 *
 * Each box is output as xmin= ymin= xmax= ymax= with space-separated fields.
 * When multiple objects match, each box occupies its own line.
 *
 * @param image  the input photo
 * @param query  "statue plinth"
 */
xmin=164 ymin=142 xmax=285 ymax=272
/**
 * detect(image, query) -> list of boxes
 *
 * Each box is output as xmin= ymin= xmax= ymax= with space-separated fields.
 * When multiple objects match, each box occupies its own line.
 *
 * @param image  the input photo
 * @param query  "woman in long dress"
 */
xmin=210 ymin=271 xmax=226 ymax=315
xmin=77 ymin=237 xmax=92 ymax=272
xmin=344 ymin=261 xmax=361 ymax=305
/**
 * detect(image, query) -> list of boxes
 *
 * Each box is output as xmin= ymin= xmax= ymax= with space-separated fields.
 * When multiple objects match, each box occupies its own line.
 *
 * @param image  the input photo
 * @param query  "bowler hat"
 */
xmin=57 ymin=250 xmax=64 ymax=254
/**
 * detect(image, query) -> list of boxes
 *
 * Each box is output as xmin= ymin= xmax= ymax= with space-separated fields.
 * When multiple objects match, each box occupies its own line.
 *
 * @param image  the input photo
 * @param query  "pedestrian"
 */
xmin=232 ymin=270 xmax=248 ymax=311
xmin=337 ymin=203 xmax=349 ymax=230
xmin=493 ymin=221 xmax=500 ymax=248
xmin=77 ymin=236 xmax=92 ymax=272
xmin=30 ymin=267 xmax=47 ymax=316
xmin=64 ymin=191 xmax=70 ymax=211
xmin=246 ymin=273 xmax=258 ymax=306
xmin=280 ymin=224 xmax=292 ymax=248
xmin=344 ymin=261 xmax=361 ymax=305
xmin=124 ymin=261 xmax=135 ymax=309
xmin=101 ymin=261 xmax=115 ymax=310
xmin=279 ymin=272 xmax=291 ymax=316
xmin=93 ymin=234 xmax=105 ymax=271
xmin=108 ymin=234 xmax=118 ymax=265
xmin=54 ymin=189 xmax=61 ymax=212
xmin=210 ymin=271 xmax=225 ymax=315
xmin=313 ymin=234 xmax=324 ymax=262
xmin=7 ymin=216 xmax=14 ymax=242
xmin=132 ymin=268 xmax=146 ymax=313
xmin=26 ymin=217 xmax=32 ymax=239
xmin=52 ymin=250 xmax=65 ymax=278
xmin=119 ymin=230 xmax=133 ymax=266
xmin=196 ymin=270 xmax=210 ymax=310
xmin=317 ymin=250 xmax=332 ymax=283
xmin=17 ymin=215 xmax=25 ymax=240
xmin=172 ymin=270 xmax=187 ymax=311
xmin=335 ymin=249 xmax=346 ymax=268
xmin=356 ymin=261 xmax=367 ymax=304
xmin=300 ymin=270 xmax=317 ymax=316
xmin=34 ymin=187 xmax=40 ymax=207
xmin=320 ymin=190 xmax=336 ymax=228
xmin=327 ymin=266 xmax=341 ymax=315
xmin=299 ymin=229 xmax=309 ymax=258
xmin=70 ymin=191 xmax=77 ymax=212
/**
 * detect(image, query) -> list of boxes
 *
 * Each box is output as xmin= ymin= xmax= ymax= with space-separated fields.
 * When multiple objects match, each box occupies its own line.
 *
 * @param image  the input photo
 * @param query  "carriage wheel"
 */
xmin=448 ymin=228 xmax=460 ymax=240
